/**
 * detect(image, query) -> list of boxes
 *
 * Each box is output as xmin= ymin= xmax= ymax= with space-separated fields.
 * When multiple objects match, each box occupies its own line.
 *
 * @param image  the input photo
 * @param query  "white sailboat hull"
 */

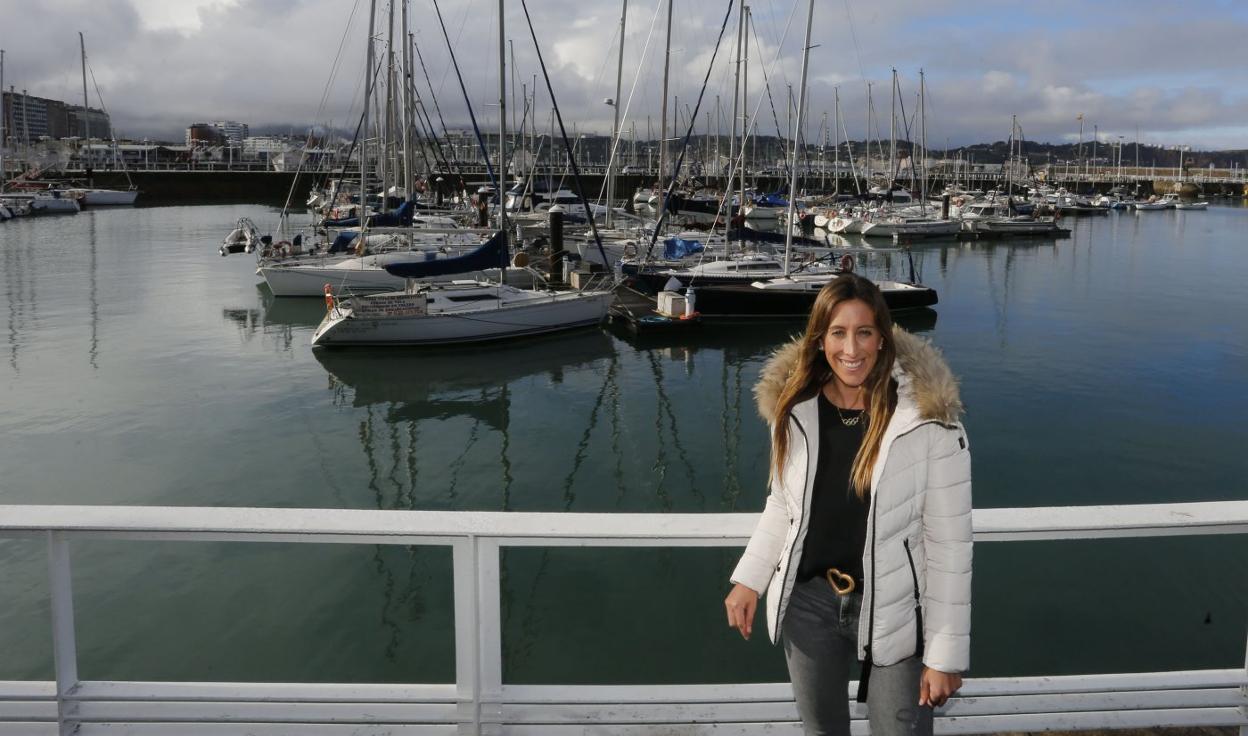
xmin=312 ymin=288 xmax=613 ymax=346
xmin=70 ymin=189 xmax=139 ymax=206
xmin=826 ymin=216 xmax=865 ymax=234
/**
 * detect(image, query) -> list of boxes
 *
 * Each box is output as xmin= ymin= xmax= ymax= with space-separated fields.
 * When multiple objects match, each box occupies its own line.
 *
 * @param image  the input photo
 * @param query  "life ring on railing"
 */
xmin=323 ymin=284 xmax=335 ymax=312
xmin=839 ymin=254 xmax=855 ymax=273
xmin=275 ymin=240 xmax=291 ymax=257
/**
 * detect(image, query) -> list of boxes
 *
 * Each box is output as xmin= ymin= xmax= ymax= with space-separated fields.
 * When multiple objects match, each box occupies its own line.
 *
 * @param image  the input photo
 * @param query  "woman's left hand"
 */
xmin=919 ymin=666 xmax=962 ymax=708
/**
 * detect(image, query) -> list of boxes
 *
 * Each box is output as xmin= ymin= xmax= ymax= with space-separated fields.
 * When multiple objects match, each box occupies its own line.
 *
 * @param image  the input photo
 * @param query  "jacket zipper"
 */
xmin=903 ymin=538 xmax=925 ymax=659
xmin=856 ymin=491 xmax=879 ymax=704
xmin=775 ymin=414 xmax=809 ymax=618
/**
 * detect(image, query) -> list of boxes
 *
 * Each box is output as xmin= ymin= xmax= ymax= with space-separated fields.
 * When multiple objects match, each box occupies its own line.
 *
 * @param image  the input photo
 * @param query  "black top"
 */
xmin=795 ymin=391 xmax=870 ymax=584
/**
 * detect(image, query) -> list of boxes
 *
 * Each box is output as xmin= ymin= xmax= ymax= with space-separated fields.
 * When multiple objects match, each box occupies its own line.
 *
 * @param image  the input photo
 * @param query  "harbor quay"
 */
xmin=32 ymin=167 xmax=1248 ymax=207
xmin=0 ymin=501 xmax=1245 ymax=735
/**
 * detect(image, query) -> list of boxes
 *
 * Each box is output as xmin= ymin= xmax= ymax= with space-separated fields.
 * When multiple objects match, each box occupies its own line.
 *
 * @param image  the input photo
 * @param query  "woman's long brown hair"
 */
xmin=770 ymin=274 xmax=897 ymax=498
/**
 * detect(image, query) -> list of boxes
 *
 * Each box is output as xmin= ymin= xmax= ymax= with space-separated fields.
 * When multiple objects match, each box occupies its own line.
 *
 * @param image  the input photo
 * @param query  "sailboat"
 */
xmin=311 ymin=232 xmax=612 ymax=346
xmin=311 ymin=0 xmax=613 ymax=347
xmin=65 ymin=32 xmax=138 ymax=207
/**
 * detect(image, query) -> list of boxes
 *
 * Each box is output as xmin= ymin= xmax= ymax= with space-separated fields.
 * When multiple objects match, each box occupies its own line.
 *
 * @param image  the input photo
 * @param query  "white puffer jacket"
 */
xmin=730 ymin=327 xmax=973 ymax=673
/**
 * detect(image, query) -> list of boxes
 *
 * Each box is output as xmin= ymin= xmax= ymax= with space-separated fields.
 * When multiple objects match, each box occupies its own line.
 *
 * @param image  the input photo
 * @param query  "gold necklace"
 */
xmin=835 ymin=404 xmax=863 ymax=427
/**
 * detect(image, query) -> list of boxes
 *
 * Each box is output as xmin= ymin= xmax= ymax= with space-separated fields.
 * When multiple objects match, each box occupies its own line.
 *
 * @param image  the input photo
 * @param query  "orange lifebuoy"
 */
xmin=839 ymin=254 xmax=855 ymax=273
xmin=324 ymin=284 xmax=335 ymax=311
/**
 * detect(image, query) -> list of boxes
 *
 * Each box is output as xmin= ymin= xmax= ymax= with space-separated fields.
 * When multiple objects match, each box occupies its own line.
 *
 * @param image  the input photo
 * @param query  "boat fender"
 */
xmin=840 ymin=254 xmax=855 ymax=273
xmin=324 ymin=284 xmax=335 ymax=312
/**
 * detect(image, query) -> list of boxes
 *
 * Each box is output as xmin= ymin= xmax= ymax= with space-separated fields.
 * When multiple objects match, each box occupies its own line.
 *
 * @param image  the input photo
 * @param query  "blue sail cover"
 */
xmin=323 ymin=200 xmax=417 ymax=228
xmin=327 ymin=232 xmax=358 ymax=254
xmin=382 ymin=230 xmax=508 ymax=279
xmin=663 ymin=237 xmax=705 ymax=260
xmin=753 ymin=191 xmax=790 ymax=208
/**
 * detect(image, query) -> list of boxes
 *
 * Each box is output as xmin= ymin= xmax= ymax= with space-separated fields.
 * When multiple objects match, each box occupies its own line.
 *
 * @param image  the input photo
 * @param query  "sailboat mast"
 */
xmin=740 ymin=5 xmax=749 ymax=208
xmin=919 ymin=69 xmax=927 ymax=211
xmin=360 ymin=0 xmax=377 ymax=228
xmin=833 ymin=88 xmax=840 ymax=196
xmin=497 ymin=0 xmax=508 ymax=237
xmin=659 ymin=0 xmax=672 ymax=183
xmin=606 ymin=0 xmax=628 ymax=228
xmin=864 ymin=82 xmax=872 ymax=184
xmin=727 ymin=0 xmax=743 ymax=210
xmin=782 ymin=0 xmax=814 ymax=277
xmin=401 ymin=0 xmax=415 ymax=198
xmin=79 ymin=33 xmax=90 ymax=142
xmin=889 ymin=68 xmax=896 ymax=186
xmin=1 ymin=49 xmax=6 ymax=192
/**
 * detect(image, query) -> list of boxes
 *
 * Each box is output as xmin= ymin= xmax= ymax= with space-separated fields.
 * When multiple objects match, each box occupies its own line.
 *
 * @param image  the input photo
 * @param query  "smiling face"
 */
xmin=821 ymin=298 xmax=884 ymax=391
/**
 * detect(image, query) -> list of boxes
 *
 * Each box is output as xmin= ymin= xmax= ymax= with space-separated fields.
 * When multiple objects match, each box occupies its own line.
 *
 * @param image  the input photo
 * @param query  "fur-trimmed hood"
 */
xmin=753 ymin=326 xmax=963 ymax=425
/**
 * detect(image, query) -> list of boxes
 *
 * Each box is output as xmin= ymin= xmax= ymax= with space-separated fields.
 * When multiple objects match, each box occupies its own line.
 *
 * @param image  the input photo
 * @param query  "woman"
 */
xmin=724 ymin=275 xmax=972 ymax=736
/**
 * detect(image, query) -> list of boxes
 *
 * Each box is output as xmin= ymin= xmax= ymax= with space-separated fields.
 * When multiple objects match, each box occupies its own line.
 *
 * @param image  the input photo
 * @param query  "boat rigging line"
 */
xmin=517 ymin=0 xmax=611 ymax=269
xmin=640 ymin=0 xmax=737 ymax=262
xmin=432 ymin=0 xmax=498 ymax=192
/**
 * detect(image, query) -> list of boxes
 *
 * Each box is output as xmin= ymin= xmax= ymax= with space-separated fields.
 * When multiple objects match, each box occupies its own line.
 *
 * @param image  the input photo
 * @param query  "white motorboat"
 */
xmin=1133 ymin=196 xmax=1172 ymax=211
xmin=963 ymin=216 xmax=1063 ymax=236
xmin=1173 ymin=200 xmax=1208 ymax=210
xmin=220 ymin=217 xmax=262 ymax=256
xmin=311 ymin=280 xmax=613 ymax=346
xmin=4 ymin=191 xmax=80 ymax=214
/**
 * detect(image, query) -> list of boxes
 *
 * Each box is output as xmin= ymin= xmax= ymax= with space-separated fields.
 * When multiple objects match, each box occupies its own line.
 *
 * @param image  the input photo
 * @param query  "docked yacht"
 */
xmin=860 ymin=217 xmax=960 ymax=239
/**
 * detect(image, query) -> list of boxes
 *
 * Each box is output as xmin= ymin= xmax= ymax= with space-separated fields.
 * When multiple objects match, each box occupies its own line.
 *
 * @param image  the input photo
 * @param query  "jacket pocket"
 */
xmin=902 ymin=538 xmax=924 ymax=659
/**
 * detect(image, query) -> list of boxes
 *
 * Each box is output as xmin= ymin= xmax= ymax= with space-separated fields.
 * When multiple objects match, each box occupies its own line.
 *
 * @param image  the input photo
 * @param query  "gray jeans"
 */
xmin=781 ymin=576 xmax=932 ymax=736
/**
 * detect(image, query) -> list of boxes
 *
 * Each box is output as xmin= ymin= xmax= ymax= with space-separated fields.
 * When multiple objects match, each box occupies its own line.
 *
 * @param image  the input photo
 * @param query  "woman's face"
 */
xmin=821 ymin=298 xmax=883 ymax=389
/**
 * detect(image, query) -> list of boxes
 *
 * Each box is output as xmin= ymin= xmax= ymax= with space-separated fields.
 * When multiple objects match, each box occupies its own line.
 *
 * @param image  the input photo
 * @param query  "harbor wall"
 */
xmin=46 ymin=169 xmax=1244 ymax=206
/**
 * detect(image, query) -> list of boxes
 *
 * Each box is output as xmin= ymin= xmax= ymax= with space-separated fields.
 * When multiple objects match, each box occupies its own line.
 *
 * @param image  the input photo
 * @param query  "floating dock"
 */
xmin=609 ymin=284 xmax=702 ymax=335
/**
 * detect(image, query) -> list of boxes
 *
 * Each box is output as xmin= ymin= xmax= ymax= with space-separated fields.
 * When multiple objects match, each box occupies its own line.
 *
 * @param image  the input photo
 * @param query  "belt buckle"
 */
xmin=825 ymin=567 xmax=856 ymax=595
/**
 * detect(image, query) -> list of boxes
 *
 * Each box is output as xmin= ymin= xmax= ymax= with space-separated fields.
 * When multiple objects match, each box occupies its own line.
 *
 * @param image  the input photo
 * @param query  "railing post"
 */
xmin=476 ymin=538 xmax=503 ymax=736
xmin=1241 ymin=609 xmax=1247 ymax=736
xmin=453 ymin=536 xmax=503 ymax=736
xmin=47 ymin=531 xmax=79 ymax=736
xmin=453 ymin=537 xmax=480 ymax=736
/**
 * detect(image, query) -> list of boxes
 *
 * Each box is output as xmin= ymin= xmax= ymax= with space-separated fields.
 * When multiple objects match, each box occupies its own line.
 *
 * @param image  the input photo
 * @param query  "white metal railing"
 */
xmin=0 ymin=501 xmax=1246 ymax=736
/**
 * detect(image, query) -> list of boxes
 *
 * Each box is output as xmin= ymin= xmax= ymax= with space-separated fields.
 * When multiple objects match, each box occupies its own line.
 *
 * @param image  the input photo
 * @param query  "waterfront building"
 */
xmin=212 ymin=120 xmax=249 ymax=146
xmin=0 ymin=90 xmax=110 ymax=144
xmin=186 ymin=123 xmax=222 ymax=147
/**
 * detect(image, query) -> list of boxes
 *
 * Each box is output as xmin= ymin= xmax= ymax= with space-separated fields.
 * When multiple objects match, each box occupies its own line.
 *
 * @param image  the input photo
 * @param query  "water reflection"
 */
xmin=88 ymin=213 xmax=99 ymax=370
xmin=221 ymin=287 xmax=325 ymax=352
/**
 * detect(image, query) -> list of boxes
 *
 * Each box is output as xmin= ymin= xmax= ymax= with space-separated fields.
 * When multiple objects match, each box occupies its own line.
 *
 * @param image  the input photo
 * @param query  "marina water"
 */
xmin=1 ymin=204 xmax=1245 ymax=685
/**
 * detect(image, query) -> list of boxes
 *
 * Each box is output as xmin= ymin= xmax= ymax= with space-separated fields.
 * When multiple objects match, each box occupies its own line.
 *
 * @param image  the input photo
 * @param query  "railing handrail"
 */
xmin=0 ymin=500 xmax=1246 ymax=544
xmin=2 ymin=500 xmax=1245 ymax=735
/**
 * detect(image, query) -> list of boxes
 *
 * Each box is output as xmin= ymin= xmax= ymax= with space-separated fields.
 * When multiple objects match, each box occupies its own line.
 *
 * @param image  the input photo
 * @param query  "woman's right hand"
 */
xmin=724 ymin=583 xmax=760 ymax=640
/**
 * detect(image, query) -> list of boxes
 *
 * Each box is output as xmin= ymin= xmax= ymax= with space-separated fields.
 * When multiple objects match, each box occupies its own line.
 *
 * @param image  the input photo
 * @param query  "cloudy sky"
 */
xmin=3 ymin=0 xmax=1247 ymax=150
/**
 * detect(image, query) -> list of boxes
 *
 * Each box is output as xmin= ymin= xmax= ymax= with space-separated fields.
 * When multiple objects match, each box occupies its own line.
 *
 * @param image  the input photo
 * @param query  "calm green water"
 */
xmin=0 ymin=204 xmax=1245 ymax=685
